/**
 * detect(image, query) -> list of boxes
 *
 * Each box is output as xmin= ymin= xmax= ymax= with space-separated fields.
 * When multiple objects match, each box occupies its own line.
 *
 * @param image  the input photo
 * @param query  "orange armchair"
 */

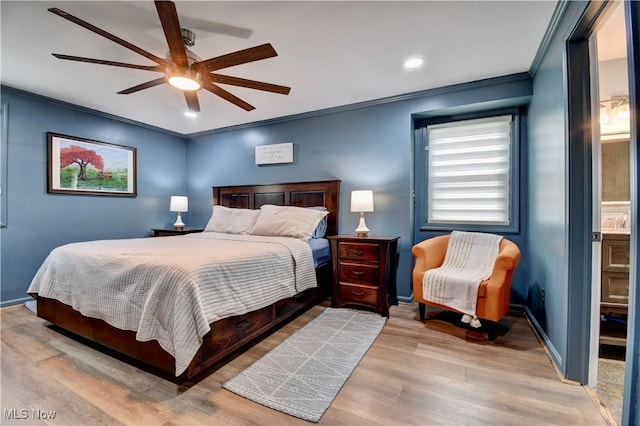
xmin=412 ymin=234 xmax=521 ymax=324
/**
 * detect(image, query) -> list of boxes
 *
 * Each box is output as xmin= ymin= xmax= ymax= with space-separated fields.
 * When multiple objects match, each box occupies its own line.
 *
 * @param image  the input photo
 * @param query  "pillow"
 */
xmin=204 ymin=205 xmax=261 ymax=234
xmin=307 ymin=206 xmax=328 ymax=238
xmin=250 ymin=204 xmax=329 ymax=241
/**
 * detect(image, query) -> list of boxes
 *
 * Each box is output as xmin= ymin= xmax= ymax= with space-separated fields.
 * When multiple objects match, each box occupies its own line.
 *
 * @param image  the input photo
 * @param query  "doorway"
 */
xmin=589 ymin=2 xmax=632 ymax=424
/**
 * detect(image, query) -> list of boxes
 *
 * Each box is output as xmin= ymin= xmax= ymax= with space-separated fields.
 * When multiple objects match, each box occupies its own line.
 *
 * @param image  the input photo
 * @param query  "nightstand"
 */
xmin=328 ymin=235 xmax=400 ymax=317
xmin=152 ymin=227 xmax=204 ymax=237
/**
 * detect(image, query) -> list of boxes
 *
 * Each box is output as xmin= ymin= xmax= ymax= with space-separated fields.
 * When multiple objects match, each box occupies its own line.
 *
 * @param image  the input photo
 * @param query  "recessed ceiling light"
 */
xmin=404 ymin=57 xmax=424 ymax=69
xmin=184 ymin=111 xmax=198 ymax=118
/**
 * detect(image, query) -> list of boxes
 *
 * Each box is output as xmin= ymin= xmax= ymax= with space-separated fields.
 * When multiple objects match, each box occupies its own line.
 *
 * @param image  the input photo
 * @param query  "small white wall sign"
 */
xmin=255 ymin=143 xmax=294 ymax=165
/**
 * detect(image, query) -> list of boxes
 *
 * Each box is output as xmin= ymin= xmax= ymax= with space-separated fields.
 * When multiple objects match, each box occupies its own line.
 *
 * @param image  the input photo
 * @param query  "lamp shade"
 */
xmin=170 ymin=196 xmax=188 ymax=212
xmin=350 ymin=190 xmax=374 ymax=212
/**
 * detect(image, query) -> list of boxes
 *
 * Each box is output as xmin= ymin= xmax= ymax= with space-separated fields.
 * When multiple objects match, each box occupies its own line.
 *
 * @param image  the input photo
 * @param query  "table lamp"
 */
xmin=351 ymin=190 xmax=374 ymax=237
xmin=170 ymin=196 xmax=188 ymax=230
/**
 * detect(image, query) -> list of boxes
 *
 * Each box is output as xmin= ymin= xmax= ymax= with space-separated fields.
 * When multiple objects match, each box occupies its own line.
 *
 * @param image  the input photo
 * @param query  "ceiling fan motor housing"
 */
xmin=181 ymin=28 xmax=195 ymax=47
xmin=165 ymin=46 xmax=201 ymax=66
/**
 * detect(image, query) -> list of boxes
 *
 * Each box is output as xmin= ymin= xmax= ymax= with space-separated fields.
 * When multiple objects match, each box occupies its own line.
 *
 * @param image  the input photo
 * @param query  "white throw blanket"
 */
xmin=28 ymin=232 xmax=317 ymax=375
xmin=422 ymin=231 xmax=503 ymax=317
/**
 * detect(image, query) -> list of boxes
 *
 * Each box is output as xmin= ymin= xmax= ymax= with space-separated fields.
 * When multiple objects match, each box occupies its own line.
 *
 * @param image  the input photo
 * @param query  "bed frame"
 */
xmin=36 ymin=179 xmax=341 ymax=381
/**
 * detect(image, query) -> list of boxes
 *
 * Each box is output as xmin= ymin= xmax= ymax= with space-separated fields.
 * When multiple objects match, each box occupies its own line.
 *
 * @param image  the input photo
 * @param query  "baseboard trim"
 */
xmin=523 ymin=306 xmax=566 ymax=381
xmin=1 ymin=296 xmax=31 ymax=308
xmin=397 ymin=295 xmax=413 ymax=304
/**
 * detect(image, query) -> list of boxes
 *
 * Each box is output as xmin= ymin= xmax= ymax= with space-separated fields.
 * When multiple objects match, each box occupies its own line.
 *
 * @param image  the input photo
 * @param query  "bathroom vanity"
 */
xmin=600 ymin=232 xmax=630 ymax=346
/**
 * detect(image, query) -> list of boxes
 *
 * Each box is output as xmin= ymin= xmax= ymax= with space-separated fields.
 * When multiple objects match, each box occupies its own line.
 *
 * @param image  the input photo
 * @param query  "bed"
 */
xmin=29 ymin=180 xmax=340 ymax=381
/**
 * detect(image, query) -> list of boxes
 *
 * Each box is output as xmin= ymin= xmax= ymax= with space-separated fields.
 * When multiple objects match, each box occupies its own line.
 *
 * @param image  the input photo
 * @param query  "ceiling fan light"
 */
xmin=600 ymin=106 xmax=610 ymax=124
xmin=166 ymin=68 xmax=202 ymax=91
xmin=614 ymin=103 xmax=630 ymax=121
xmin=169 ymin=76 xmax=200 ymax=91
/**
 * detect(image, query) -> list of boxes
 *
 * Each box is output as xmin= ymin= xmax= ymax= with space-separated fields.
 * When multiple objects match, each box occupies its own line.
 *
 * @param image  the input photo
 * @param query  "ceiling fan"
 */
xmin=48 ymin=1 xmax=290 ymax=114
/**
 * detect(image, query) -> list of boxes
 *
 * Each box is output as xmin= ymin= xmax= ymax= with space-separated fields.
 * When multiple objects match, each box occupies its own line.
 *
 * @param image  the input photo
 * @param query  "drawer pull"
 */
xmin=235 ymin=319 xmax=251 ymax=329
xmin=351 ymin=249 xmax=364 ymax=256
xmin=351 ymin=290 xmax=365 ymax=297
xmin=352 ymin=270 xmax=365 ymax=276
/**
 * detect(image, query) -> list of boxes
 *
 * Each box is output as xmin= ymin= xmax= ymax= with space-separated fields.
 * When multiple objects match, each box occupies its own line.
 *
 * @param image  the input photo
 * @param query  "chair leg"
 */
xmin=488 ymin=329 xmax=497 ymax=341
xmin=484 ymin=321 xmax=497 ymax=341
xmin=461 ymin=317 xmax=502 ymax=342
xmin=419 ymin=302 xmax=426 ymax=320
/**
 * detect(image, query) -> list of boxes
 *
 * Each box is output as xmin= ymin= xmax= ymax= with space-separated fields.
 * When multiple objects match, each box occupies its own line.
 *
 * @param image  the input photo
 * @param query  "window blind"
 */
xmin=426 ymin=115 xmax=512 ymax=225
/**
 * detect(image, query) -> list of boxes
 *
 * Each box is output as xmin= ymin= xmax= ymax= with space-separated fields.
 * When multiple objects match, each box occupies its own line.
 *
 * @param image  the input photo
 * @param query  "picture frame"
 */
xmin=255 ymin=142 xmax=294 ymax=165
xmin=47 ymin=132 xmax=137 ymax=197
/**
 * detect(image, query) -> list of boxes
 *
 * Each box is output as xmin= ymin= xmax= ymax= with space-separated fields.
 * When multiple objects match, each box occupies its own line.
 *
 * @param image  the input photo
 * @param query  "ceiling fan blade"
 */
xmin=117 ymin=77 xmax=167 ymax=94
xmin=52 ymin=54 xmax=164 ymax=72
xmin=193 ymin=43 xmax=278 ymax=72
xmin=184 ymin=91 xmax=200 ymax=113
xmin=209 ymin=74 xmax=290 ymax=95
xmin=203 ymin=81 xmax=255 ymax=111
xmin=48 ymin=8 xmax=170 ymax=67
xmin=154 ymin=1 xmax=188 ymax=68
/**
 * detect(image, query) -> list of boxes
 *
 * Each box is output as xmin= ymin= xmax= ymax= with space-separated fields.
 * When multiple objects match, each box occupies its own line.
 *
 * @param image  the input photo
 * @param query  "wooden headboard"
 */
xmin=212 ymin=180 xmax=341 ymax=236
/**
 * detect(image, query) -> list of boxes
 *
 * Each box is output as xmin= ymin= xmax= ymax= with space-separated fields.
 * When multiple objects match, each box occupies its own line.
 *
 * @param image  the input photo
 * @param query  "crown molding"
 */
xmin=0 ymin=85 xmax=184 ymax=138
xmin=187 ymin=72 xmax=532 ymax=138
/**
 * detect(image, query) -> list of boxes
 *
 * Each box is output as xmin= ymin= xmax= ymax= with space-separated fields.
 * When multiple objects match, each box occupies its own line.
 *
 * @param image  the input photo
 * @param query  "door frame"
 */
xmin=566 ymin=1 xmax=639 ymax=424
xmin=587 ymin=30 xmax=602 ymax=386
xmin=620 ymin=2 xmax=639 ymax=423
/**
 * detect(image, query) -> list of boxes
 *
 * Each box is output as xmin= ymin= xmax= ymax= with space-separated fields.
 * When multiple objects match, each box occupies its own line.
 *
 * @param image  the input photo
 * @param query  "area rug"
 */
xmin=223 ymin=307 xmax=386 ymax=422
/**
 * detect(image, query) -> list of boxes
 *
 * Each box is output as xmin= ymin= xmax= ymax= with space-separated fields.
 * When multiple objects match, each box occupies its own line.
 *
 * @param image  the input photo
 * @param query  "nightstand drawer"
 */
xmin=339 ymin=263 xmax=379 ymax=284
xmin=338 ymin=242 xmax=379 ymax=262
xmin=154 ymin=230 xmax=179 ymax=237
xmin=339 ymin=284 xmax=378 ymax=305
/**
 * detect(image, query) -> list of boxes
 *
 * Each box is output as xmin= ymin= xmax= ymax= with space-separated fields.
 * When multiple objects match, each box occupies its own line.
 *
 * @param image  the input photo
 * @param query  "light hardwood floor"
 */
xmin=1 ymin=302 xmax=607 ymax=425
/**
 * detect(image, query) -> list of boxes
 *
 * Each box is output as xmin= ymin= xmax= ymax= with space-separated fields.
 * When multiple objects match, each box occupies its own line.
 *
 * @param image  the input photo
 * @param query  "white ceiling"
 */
xmin=597 ymin=0 xmax=627 ymax=62
xmin=1 ymin=1 xmax=559 ymax=135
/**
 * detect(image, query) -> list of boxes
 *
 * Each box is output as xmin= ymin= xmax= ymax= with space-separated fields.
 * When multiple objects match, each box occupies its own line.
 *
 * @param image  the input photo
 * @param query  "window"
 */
xmin=415 ymin=112 xmax=519 ymax=233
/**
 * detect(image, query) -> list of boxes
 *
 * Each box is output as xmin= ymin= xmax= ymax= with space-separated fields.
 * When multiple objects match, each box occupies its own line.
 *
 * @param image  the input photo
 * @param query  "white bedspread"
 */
xmin=28 ymin=232 xmax=317 ymax=375
xmin=422 ymin=231 xmax=502 ymax=316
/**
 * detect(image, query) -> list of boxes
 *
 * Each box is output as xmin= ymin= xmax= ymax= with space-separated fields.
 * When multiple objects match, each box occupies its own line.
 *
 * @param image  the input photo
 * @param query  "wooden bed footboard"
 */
xmin=35 ymin=180 xmax=340 ymax=381
xmin=37 ymin=268 xmax=330 ymax=381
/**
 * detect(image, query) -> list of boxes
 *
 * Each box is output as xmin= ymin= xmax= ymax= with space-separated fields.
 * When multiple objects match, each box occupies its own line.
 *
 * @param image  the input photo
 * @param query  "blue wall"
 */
xmin=0 ymin=87 xmax=187 ymax=305
xmin=185 ymin=75 xmax=532 ymax=301
xmin=526 ymin=4 xmax=575 ymax=369
xmin=0 ymin=75 xmax=532 ymax=306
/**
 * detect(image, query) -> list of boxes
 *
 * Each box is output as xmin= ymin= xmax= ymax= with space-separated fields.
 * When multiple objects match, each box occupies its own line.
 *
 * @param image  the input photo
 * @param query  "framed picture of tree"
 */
xmin=47 ymin=133 xmax=137 ymax=196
